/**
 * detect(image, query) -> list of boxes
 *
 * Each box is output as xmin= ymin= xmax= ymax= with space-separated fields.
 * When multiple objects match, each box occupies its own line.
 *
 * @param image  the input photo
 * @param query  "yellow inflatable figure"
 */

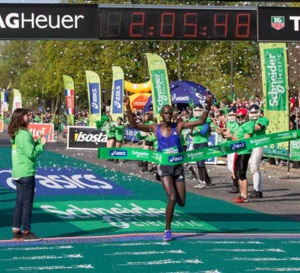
xmin=125 ymin=80 xmax=151 ymax=94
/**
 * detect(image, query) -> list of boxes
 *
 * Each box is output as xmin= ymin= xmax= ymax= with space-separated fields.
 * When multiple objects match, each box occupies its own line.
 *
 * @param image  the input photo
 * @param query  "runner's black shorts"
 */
xmin=157 ymin=164 xmax=185 ymax=182
xmin=144 ymin=140 xmax=154 ymax=146
xmin=107 ymin=137 xmax=116 ymax=140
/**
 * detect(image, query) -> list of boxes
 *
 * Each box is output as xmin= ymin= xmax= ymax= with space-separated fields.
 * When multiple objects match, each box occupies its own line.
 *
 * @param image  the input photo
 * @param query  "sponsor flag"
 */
xmin=146 ymin=53 xmax=171 ymax=119
xmin=0 ymin=91 xmax=4 ymax=120
xmin=63 ymin=75 xmax=75 ymax=126
xmin=259 ymin=43 xmax=289 ymax=158
xmin=12 ymin=89 xmax=22 ymax=113
xmin=85 ymin=71 xmax=101 ymax=127
xmin=111 ymin=66 xmax=124 ymax=121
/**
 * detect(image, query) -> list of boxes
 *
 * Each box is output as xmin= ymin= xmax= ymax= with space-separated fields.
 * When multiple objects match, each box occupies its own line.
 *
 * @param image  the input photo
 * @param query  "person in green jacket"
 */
xmin=219 ymin=108 xmax=239 ymax=193
xmin=223 ymin=107 xmax=255 ymax=204
xmin=189 ymin=104 xmax=213 ymax=189
xmin=104 ymin=113 xmax=116 ymax=151
xmin=140 ymin=113 xmax=155 ymax=172
xmin=113 ymin=116 xmax=125 ymax=163
xmin=248 ymin=104 xmax=269 ymax=198
xmin=178 ymin=109 xmax=198 ymax=180
xmin=8 ymin=108 xmax=47 ymax=241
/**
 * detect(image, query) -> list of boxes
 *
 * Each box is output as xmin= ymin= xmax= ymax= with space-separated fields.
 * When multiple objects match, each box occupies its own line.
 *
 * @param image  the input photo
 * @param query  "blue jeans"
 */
xmin=13 ymin=176 xmax=35 ymax=232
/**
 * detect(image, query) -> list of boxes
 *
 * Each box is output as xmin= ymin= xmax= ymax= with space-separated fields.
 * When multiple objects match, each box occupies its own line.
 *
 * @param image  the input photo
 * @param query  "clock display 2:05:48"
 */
xmin=100 ymin=9 xmax=257 ymax=40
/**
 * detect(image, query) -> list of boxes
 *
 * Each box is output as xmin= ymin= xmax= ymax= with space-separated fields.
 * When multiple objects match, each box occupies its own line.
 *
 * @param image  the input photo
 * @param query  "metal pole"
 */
xmin=177 ymin=41 xmax=181 ymax=81
xmin=230 ymin=42 xmax=234 ymax=100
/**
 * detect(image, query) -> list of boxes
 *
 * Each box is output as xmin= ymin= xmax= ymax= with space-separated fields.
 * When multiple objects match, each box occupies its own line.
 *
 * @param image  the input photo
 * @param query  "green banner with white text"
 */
xmin=146 ymin=53 xmax=171 ymax=119
xmin=260 ymin=43 xmax=289 ymax=158
xmin=99 ymin=130 xmax=300 ymax=165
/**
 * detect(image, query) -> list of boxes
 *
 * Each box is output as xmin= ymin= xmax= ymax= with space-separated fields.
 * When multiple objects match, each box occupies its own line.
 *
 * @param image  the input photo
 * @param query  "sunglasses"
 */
xmin=236 ymin=116 xmax=245 ymax=119
xmin=194 ymin=109 xmax=203 ymax=112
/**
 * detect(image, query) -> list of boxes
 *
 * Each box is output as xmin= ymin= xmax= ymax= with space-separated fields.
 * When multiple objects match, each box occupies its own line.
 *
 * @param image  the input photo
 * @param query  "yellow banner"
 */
xmin=259 ymin=43 xmax=289 ymax=157
xmin=146 ymin=53 xmax=171 ymax=119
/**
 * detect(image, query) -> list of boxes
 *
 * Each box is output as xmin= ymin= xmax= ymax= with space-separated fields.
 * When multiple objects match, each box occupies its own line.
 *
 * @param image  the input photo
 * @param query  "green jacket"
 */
xmin=11 ymin=129 xmax=44 ymax=178
xmin=114 ymin=124 xmax=125 ymax=142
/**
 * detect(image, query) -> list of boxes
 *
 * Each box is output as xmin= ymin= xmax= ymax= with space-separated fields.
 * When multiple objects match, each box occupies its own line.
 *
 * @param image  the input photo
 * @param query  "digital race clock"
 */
xmin=99 ymin=5 xmax=257 ymax=41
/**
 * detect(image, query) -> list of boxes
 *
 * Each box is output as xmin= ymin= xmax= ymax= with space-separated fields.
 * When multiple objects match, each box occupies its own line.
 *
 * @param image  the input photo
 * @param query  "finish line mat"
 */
xmin=1 ymin=147 xmax=300 ymax=272
xmin=1 ymin=234 xmax=300 ymax=272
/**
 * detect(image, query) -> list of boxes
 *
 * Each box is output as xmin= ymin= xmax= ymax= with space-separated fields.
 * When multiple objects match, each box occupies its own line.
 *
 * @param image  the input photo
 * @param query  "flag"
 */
xmin=110 ymin=66 xmax=124 ymax=121
xmin=85 ymin=71 xmax=101 ymax=127
xmin=12 ymin=89 xmax=22 ymax=112
xmin=146 ymin=53 xmax=171 ymax=119
xmin=0 ymin=91 xmax=4 ymax=120
xmin=63 ymin=75 xmax=75 ymax=126
xmin=260 ymin=43 xmax=289 ymax=159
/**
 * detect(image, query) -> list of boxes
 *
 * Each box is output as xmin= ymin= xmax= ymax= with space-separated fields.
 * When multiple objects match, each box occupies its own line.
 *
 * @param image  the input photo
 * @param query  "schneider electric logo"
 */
xmin=230 ymin=142 xmax=246 ymax=151
xmin=110 ymin=150 xmax=127 ymax=157
xmin=0 ymin=13 xmax=85 ymax=29
xmin=168 ymin=155 xmax=184 ymax=163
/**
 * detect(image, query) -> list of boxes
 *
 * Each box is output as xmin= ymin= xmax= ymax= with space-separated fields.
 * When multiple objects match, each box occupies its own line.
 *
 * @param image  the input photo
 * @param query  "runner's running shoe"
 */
xmin=163 ymin=230 xmax=173 ymax=241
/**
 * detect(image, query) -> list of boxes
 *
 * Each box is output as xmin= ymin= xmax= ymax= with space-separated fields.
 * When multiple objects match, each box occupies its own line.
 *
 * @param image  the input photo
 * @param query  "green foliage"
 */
xmin=1 ymin=1 xmax=299 ymax=110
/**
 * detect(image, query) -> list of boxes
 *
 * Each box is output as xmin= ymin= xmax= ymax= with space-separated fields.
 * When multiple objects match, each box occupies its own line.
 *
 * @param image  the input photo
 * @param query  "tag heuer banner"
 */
xmin=67 ymin=126 xmax=107 ymax=150
xmin=63 ymin=75 xmax=75 ymax=126
xmin=259 ymin=43 xmax=289 ymax=159
xmin=110 ymin=66 xmax=124 ymax=122
xmin=12 ymin=89 xmax=22 ymax=113
xmin=85 ymin=71 xmax=101 ymax=127
xmin=146 ymin=53 xmax=171 ymax=119
xmin=258 ymin=7 xmax=300 ymax=42
xmin=0 ymin=4 xmax=98 ymax=39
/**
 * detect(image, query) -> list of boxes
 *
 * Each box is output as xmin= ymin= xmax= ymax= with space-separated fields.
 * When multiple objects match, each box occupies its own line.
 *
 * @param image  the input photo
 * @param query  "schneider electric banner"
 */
xmin=260 ymin=43 xmax=289 ymax=158
xmin=67 ymin=126 xmax=107 ymax=150
xmin=0 ymin=4 xmax=98 ymax=39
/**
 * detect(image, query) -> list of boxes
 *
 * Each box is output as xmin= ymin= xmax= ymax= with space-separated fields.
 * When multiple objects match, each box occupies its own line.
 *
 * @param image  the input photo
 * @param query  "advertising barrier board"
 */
xmin=67 ymin=126 xmax=107 ymax=150
xmin=28 ymin=123 xmax=54 ymax=142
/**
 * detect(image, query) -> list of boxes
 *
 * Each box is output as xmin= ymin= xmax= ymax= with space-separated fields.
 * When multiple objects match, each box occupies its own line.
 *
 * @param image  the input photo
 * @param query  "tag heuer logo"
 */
xmin=271 ymin=16 xmax=285 ymax=30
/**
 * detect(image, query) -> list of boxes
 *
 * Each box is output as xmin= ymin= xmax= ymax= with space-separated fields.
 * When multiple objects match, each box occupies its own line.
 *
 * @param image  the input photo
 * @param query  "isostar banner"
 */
xmin=12 ymin=89 xmax=21 ymax=113
xmin=146 ymin=53 xmax=171 ymax=118
xmin=67 ymin=126 xmax=107 ymax=150
xmin=110 ymin=66 xmax=124 ymax=122
xmin=28 ymin=123 xmax=55 ymax=142
xmin=0 ymin=4 xmax=98 ymax=39
xmin=0 ymin=91 xmax=4 ymax=120
xmin=260 ymin=43 xmax=289 ymax=158
xmin=63 ymin=75 xmax=75 ymax=126
xmin=85 ymin=71 xmax=101 ymax=127
xmin=0 ymin=120 xmax=3 ymax=132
